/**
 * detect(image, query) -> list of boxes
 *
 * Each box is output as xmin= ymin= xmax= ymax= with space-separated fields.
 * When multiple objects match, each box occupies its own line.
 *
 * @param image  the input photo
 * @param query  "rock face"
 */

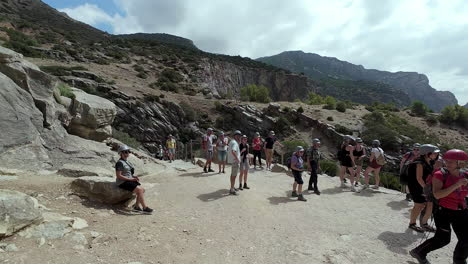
xmin=196 ymin=59 xmax=318 ymax=101
xmin=68 ymin=88 xmax=117 ymax=141
xmin=71 ymin=176 xmax=135 ymax=204
xmin=258 ymin=51 xmax=458 ymax=111
xmin=0 ymin=190 xmax=43 ymax=238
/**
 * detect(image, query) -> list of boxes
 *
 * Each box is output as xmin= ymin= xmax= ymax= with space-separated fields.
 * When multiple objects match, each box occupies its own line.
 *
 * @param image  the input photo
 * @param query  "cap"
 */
xmin=242 ymin=135 xmax=247 ymax=139
xmin=233 ymin=130 xmax=242 ymax=136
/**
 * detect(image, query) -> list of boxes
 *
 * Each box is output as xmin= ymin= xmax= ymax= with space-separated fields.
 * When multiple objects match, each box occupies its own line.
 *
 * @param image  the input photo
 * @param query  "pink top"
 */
xmin=252 ymin=138 xmax=262 ymax=151
xmin=434 ymin=170 xmax=468 ymax=210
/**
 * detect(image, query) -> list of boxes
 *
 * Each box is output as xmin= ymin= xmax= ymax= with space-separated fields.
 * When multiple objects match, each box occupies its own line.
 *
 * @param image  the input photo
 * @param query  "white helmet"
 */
xmin=118 ymin=145 xmax=131 ymax=154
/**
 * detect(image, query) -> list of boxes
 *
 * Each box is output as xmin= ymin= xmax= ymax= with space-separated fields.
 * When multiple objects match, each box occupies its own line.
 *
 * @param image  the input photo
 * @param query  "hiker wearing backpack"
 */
xmin=363 ymin=139 xmax=385 ymax=190
xmin=400 ymin=143 xmax=421 ymax=201
xmin=407 ymin=144 xmax=440 ymax=233
xmin=410 ymin=149 xmax=468 ymax=264
xmin=291 ymin=146 xmax=307 ymax=201
xmin=338 ymin=135 xmax=357 ymax=191
xmin=353 ymin=138 xmax=366 ymax=187
xmin=307 ymin=138 xmax=322 ymax=195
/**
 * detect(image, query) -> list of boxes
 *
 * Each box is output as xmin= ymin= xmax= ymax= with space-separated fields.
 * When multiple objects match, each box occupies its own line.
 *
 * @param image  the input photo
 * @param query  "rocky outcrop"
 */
xmin=196 ymin=58 xmax=318 ymax=101
xmin=258 ymin=51 xmax=458 ymax=111
xmin=68 ymin=88 xmax=116 ymax=141
xmin=71 ymin=176 xmax=135 ymax=204
xmin=0 ymin=190 xmax=43 ymax=238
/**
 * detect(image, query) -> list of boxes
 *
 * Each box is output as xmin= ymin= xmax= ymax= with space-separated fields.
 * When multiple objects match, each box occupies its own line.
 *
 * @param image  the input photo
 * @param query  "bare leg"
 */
xmin=243 ymin=170 xmax=248 ymax=185
xmin=374 ymin=168 xmax=381 ymax=186
xmin=230 ymin=175 xmax=236 ymax=189
xmin=293 ymin=181 xmax=297 ymax=192
xmin=339 ymin=166 xmax=346 ymax=183
xmin=348 ymin=167 xmax=356 ymax=185
xmin=409 ymin=203 xmax=425 ymax=225
xmin=134 ymin=187 xmax=147 ymax=208
xmin=298 ymin=184 xmax=303 ymax=194
xmin=364 ymin=167 xmax=372 ymax=185
xmin=421 ymin=202 xmax=433 ymax=224
xmin=239 ymin=170 xmax=244 ymax=186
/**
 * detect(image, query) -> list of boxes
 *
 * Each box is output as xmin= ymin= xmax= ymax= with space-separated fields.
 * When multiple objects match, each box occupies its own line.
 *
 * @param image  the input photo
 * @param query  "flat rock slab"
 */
xmin=58 ymin=163 xmax=113 ymax=177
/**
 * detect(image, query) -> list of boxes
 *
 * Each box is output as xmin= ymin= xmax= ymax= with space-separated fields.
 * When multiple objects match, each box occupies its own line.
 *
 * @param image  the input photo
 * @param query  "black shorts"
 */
xmin=292 ymin=170 xmax=304 ymax=184
xmin=119 ymin=181 xmax=141 ymax=192
xmin=408 ymin=182 xmax=426 ymax=203
xmin=340 ymin=157 xmax=353 ymax=168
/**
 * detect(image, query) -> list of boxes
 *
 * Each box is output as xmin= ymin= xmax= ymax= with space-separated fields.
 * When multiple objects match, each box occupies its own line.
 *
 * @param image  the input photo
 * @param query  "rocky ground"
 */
xmin=0 ymin=160 xmax=457 ymax=264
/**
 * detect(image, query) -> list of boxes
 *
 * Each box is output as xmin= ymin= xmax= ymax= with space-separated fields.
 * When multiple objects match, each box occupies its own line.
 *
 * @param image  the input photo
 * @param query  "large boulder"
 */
xmin=68 ymin=88 xmax=117 ymax=141
xmin=0 ymin=190 xmax=43 ymax=238
xmin=58 ymin=163 xmax=114 ymax=177
xmin=71 ymin=176 xmax=134 ymax=204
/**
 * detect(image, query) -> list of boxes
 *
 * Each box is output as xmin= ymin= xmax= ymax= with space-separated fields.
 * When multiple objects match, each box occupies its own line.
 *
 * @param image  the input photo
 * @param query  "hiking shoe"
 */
xmin=421 ymin=224 xmax=436 ymax=233
xmin=354 ymin=182 xmax=359 ymax=187
xmin=133 ymin=206 xmax=142 ymax=212
xmin=343 ymin=179 xmax=347 ymax=183
xmin=340 ymin=182 xmax=346 ymax=188
xmin=307 ymin=186 xmax=314 ymax=191
xmin=314 ymin=190 xmax=321 ymax=195
xmin=243 ymin=183 xmax=250 ymax=189
xmin=142 ymin=207 xmax=153 ymax=214
xmin=409 ymin=223 xmax=424 ymax=233
xmin=410 ymin=249 xmax=431 ymax=264
xmin=292 ymin=191 xmax=298 ymax=197
xmin=298 ymin=194 xmax=307 ymax=202
xmin=406 ymin=193 xmax=412 ymax=201
xmin=351 ymin=186 xmax=356 ymax=192
xmin=238 ymin=184 xmax=243 ymax=190
xmin=229 ymin=189 xmax=238 ymax=195
xmin=362 ymin=184 xmax=369 ymax=189
xmin=208 ymin=168 xmax=215 ymax=172
xmin=372 ymin=185 xmax=380 ymax=190
xmin=203 ymin=168 xmax=207 ymax=173
xmin=222 ymin=170 xmax=225 ymax=173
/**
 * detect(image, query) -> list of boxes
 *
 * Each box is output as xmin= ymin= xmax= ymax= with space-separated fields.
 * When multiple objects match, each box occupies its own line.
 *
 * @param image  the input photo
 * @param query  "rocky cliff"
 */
xmin=258 ymin=51 xmax=458 ymax=111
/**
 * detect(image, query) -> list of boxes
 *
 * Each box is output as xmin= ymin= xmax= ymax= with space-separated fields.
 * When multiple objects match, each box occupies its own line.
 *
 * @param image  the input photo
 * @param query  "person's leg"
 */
xmin=364 ymin=167 xmax=372 ymax=186
xmin=452 ymin=210 xmax=468 ymax=264
xmin=257 ymin=150 xmax=262 ymax=167
xmin=239 ymin=169 xmax=244 ymax=188
xmin=348 ymin=167 xmax=356 ymax=185
xmin=410 ymin=203 xmax=425 ymax=226
xmin=134 ymin=186 xmax=147 ymax=209
xmin=421 ymin=202 xmax=433 ymax=225
xmin=339 ymin=166 xmax=346 ymax=186
xmin=356 ymin=166 xmax=362 ymax=185
xmin=230 ymin=162 xmax=239 ymax=193
xmin=244 ymin=169 xmax=248 ymax=186
xmin=374 ymin=167 xmax=381 ymax=186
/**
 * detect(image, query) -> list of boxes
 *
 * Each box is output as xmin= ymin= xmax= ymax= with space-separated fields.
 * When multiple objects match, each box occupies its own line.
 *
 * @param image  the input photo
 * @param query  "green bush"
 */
xmin=133 ymin=65 xmax=145 ymax=72
xmin=366 ymin=102 xmax=399 ymax=112
xmin=336 ymin=101 xmax=347 ymax=112
xmin=274 ymin=116 xmax=291 ymax=131
xmin=425 ymin=114 xmax=439 ymax=125
xmin=378 ymin=172 xmax=401 ymax=191
xmin=180 ymin=101 xmax=197 ymax=122
xmin=334 ymin=124 xmax=353 ymax=135
xmin=411 ymin=101 xmax=429 ymax=116
xmin=240 ymin=84 xmax=271 ymax=103
xmin=320 ymin=160 xmax=338 ymax=176
xmin=40 ymin=65 xmax=88 ymax=76
xmin=214 ymin=101 xmax=223 ymax=111
xmin=282 ymin=106 xmax=290 ymax=112
xmin=323 ymin=96 xmax=336 ymax=110
xmin=160 ymin=68 xmax=183 ymax=83
xmin=136 ymin=72 xmax=148 ymax=79
xmin=57 ymin=83 xmax=75 ymax=99
xmin=297 ymin=106 xmax=304 ymax=113
xmin=439 ymin=104 xmax=468 ymax=128
xmin=112 ymin=129 xmax=141 ymax=149
xmin=307 ymin=92 xmax=325 ymax=105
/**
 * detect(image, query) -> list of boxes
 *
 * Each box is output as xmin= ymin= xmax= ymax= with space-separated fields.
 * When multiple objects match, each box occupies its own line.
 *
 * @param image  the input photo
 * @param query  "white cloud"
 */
xmin=60 ymin=0 xmax=468 ymax=104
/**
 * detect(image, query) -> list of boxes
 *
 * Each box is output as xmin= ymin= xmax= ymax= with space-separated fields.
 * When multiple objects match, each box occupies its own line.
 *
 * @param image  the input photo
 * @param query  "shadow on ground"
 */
xmin=320 ymin=186 xmax=346 ymax=195
xmin=179 ymin=172 xmax=219 ymax=178
xmin=267 ymin=196 xmax=298 ymax=205
xmin=387 ymin=199 xmax=412 ymax=211
xmin=197 ymin=189 xmax=230 ymax=202
xmin=377 ymin=228 xmax=425 ymax=255
xmin=80 ymin=199 xmax=142 ymax=216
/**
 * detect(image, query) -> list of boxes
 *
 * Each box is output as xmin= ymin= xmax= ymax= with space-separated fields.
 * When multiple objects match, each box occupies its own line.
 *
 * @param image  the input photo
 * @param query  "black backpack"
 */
xmin=399 ymin=152 xmax=413 ymax=184
xmin=286 ymin=157 xmax=292 ymax=170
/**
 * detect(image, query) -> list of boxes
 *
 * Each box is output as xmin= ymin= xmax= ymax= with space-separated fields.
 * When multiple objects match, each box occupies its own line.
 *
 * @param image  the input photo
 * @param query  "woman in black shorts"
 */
xmin=339 ymin=135 xmax=356 ymax=191
xmin=407 ymin=144 xmax=439 ymax=232
xmin=115 ymin=145 xmax=153 ymax=213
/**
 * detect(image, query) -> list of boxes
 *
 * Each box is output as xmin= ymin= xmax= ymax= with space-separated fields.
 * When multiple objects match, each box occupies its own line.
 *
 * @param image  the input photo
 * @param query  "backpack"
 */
xmin=286 ymin=157 xmax=292 ymax=170
xmin=399 ymin=152 xmax=413 ymax=183
xmin=376 ymin=149 xmax=386 ymax=166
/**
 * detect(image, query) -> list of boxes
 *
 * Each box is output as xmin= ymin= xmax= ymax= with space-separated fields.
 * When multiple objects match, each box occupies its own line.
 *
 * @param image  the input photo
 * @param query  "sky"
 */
xmin=43 ymin=0 xmax=468 ymax=105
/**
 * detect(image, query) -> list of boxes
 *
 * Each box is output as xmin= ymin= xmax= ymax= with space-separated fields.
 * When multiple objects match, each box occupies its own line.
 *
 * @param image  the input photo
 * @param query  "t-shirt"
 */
xmin=115 ymin=159 xmax=134 ymax=185
xmin=239 ymin=143 xmax=249 ymax=162
xmin=203 ymin=134 xmax=217 ymax=151
xmin=216 ymin=137 xmax=229 ymax=151
xmin=228 ymin=139 xmax=240 ymax=164
xmin=291 ymin=154 xmax=304 ymax=170
xmin=166 ymin=139 xmax=176 ymax=149
xmin=252 ymin=137 xmax=262 ymax=151
xmin=265 ymin=137 xmax=276 ymax=149
xmin=407 ymin=158 xmax=433 ymax=185
xmin=434 ymin=170 xmax=468 ymax=210
xmin=307 ymin=147 xmax=321 ymax=163
xmin=371 ymin=147 xmax=384 ymax=158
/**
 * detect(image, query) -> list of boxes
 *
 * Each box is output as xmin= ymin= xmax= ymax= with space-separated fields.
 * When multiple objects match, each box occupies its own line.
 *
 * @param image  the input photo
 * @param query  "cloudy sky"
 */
xmin=43 ymin=0 xmax=468 ymax=105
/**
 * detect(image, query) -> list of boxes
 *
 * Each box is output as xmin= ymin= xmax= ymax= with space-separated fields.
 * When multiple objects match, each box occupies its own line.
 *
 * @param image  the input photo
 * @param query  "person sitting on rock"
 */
xmin=115 ymin=145 xmax=153 ymax=214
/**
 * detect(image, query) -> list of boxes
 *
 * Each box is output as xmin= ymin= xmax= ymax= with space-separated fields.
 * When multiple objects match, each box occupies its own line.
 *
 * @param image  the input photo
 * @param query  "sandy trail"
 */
xmin=1 ymin=160 xmax=456 ymax=264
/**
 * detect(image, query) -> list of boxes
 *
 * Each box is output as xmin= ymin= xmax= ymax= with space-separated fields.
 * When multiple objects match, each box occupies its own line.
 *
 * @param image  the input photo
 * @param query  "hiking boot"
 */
xmin=314 ymin=189 xmax=321 ymax=195
xmin=292 ymin=191 xmax=298 ymax=197
xmin=410 ymin=248 xmax=431 ymax=264
xmin=343 ymin=179 xmax=347 ymax=183
xmin=133 ymin=205 xmax=142 ymax=212
xmin=208 ymin=168 xmax=215 ymax=172
xmin=203 ymin=167 xmax=207 ymax=173
xmin=372 ymin=185 xmax=380 ymax=190
xmin=222 ymin=170 xmax=225 ymax=173
xmin=142 ymin=207 xmax=153 ymax=214
xmin=229 ymin=189 xmax=238 ymax=195
xmin=408 ymin=223 xmax=425 ymax=233
xmin=307 ymin=186 xmax=314 ymax=191
xmin=354 ymin=182 xmax=359 ymax=187
xmin=421 ymin=224 xmax=436 ymax=233
xmin=243 ymin=183 xmax=250 ymax=189
xmin=406 ymin=193 xmax=412 ymax=201
xmin=298 ymin=194 xmax=307 ymax=202
xmin=238 ymin=184 xmax=243 ymax=190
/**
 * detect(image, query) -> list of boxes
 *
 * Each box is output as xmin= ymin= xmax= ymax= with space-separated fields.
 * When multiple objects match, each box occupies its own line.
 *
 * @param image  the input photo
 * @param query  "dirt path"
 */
xmin=2 ymin=161 xmax=456 ymax=264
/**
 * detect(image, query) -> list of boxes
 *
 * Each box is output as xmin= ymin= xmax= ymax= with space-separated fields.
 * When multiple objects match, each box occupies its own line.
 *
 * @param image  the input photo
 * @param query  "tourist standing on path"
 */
xmin=115 ymin=145 xmax=153 ymax=213
xmin=215 ymin=131 xmax=229 ymax=174
xmin=252 ymin=132 xmax=263 ymax=169
xmin=353 ymin=138 xmax=366 ymax=187
xmin=400 ymin=143 xmax=421 ymax=201
xmin=157 ymin=144 xmax=164 ymax=160
xmin=239 ymin=135 xmax=251 ymax=190
xmin=166 ymin=135 xmax=176 ymax=163
xmin=307 ymin=138 xmax=322 ymax=195
xmin=202 ymin=128 xmax=217 ymax=173
xmin=339 ymin=135 xmax=356 ymax=191
xmin=228 ymin=130 xmax=242 ymax=195
xmin=410 ymin=149 xmax=468 ymax=264
xmin=407 ymin=144 xmax=440 ymax=233
xmin=264 ymin=131 xmax=283 ymax=171
xmin=363 ymin=139 xmax=384 ymax=190
xmin=291 ymin=146 xmax=307 ymax=201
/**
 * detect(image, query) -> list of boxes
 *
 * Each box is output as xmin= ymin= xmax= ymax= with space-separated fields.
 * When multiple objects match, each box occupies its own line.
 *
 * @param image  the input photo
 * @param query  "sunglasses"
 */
xmin=122 ymin=150 xmax=131 ymax=154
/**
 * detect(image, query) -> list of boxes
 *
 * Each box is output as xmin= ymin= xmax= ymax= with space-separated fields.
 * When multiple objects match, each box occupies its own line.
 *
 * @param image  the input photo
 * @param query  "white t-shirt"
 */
xmin=228 ymin=139 xmax=240 ymax=164
xmin=371 ymin=147 xmax=384 ymax=158
xmin=217 ymin=137 xmax=229 ymax=151
xmin=203 ymin=134 xmax=217 ymax=151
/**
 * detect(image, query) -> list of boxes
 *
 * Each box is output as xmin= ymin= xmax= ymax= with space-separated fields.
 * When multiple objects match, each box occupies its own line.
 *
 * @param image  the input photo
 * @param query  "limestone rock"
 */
xmin=71 ymin=176 xmax=135 ymax=204
xmin=271 ymin=164 xmax=287 ymax=173
xmin=57 ymin=163 xmax=113 ymax=177
xmin=68 ymin=88 xmax=116 ymax=142
xmin=0 ymin=190 xmax=43 ymax=238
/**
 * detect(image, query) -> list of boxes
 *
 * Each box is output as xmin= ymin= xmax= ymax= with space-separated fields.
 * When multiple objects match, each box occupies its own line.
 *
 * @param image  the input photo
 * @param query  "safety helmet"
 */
xmin=118 ymin=145 xmax=130 ymax=154
xmin=413 ymin=143 xmax=421 ymax=149
xmin=419 ymin=144 xmax=440 ymax=156
xmin=269 ymin=131 xmax=275 ymax=136
xmin=343 ymin=135 xmax=354 ymax=141
xmin=233 ymin=130 xmax=242 ymax=136
xmin=372 ymin=139 xmax=380 ymax=147
xmin=219 ymin=131 xmax=225 ymax=136
xmin=355 ymin=138 xmax=363 ymax=143
xmin=255 ymin=132 xmax=260 ymax=137
xmin=312 ymin=138 xmax=321 ymax=144
xmin=296 ymin=146 xmax=305 ymax=152
xmin=443 ymin=149 xmax=468 ymax=161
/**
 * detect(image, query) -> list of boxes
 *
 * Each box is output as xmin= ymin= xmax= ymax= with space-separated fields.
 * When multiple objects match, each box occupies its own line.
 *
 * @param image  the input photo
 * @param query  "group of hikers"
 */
xmin=113 ymin=128 xmax=468 ymax=264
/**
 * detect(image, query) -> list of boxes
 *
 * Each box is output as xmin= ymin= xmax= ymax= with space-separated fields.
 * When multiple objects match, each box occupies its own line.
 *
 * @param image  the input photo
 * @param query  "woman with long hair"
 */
xmin=339 ymin=135 xmax=356 ymax=191
xmin=353 ymin=138 xmax=366 ymax=187
xmin=363 ymin=139 xmax=384 ymax=190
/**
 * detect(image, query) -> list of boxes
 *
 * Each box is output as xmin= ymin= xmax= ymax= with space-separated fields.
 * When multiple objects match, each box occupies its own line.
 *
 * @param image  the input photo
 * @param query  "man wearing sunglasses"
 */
xmin=115 ymin=145 xmax=153 ymax=213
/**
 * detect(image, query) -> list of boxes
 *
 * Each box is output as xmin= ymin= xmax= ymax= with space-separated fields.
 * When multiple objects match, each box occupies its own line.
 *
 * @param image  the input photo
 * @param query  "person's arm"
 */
xmin=307 ymin=154 xmax=311 ymax=172
xmin=348 ymin=145 xmax=355 ymax=164
xmin=369 ymin=151 xmax=375 ymax=162
xmin=433 ymin=177 xmax=468 ymax=199
xmin=291 ymin=160 xmax=304 ymax=172
xmin=361 ymin=148 xmax=367 ymax=160
xmin=416 ymin=164 xmax=425 ymax=188
xmin=400 ymin=155 xmax=407 ymax=169
xmin=116 ymin=170 xmax=137 ymax=182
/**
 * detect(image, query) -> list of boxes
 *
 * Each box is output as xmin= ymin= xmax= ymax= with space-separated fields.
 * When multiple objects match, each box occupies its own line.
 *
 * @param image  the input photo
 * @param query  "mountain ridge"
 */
xmin=257 ymin=50 xmax=458 ymax=111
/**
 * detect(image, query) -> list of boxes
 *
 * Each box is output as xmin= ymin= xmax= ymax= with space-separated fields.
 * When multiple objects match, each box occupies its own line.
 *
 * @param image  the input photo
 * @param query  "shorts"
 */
xmin=240 ymin=159 xmax=249 ymax=171
xmin=355 ymin=158 xmax=364 ymax=167
xmin=205 ymin=150 xmax=213 ymax=161
xmin=369 ymin=160 xmax=383 ymax=169
xmin=118 ymin=181 xmax=141 ymax=192
xmin=265 ymin=148 xmax=273 ymax=158
xmin=408 ymin=182 xmax=426 ymax=204
xmin=217 ymin=150 xmax=227 ymax=162
xmin=231 ymin=162 xmax=240 ymax=177
xmin=340 ymin=157 xmax=353 ymax=168
xmin=292 ymin=170 xmax=304 ymax=184
xmin=168 ymin=148 xmax=175 ymax=154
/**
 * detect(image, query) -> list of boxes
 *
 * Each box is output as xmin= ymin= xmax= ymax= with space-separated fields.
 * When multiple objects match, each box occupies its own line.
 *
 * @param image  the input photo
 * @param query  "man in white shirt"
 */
xmin=229 ymin=130 xmax=242 ymax=195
